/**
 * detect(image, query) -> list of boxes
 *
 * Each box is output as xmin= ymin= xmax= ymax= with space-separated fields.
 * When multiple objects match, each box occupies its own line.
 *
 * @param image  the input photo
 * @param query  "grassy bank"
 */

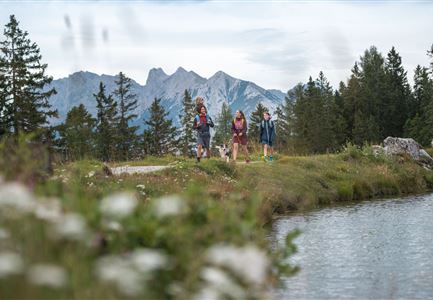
xmin=1 ymin=144 xmax=432 ymax=298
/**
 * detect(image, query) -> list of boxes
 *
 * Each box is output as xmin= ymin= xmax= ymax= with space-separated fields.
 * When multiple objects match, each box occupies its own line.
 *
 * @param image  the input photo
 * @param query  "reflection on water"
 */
xmin=272 ymin=194 xmax=433 ymax=299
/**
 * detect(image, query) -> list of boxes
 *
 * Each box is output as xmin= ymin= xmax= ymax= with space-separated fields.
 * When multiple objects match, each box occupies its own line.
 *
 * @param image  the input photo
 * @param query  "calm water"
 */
xmin=272 ymin=194 xmax=433 ymax=299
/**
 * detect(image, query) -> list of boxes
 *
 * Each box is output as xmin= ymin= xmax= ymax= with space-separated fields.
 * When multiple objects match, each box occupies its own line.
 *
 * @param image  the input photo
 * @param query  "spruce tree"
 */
xmin=0 ymin=15 xmax=57 ymax=136
xmin=114 ymin=72 xmax=139 ymax=161
xmin=213 ymin=102 xmax=233 ymax=146
xmin=58 ymin=104 xmax=95 ymax=160
xmin=178 ymin=89 xmax=195 ymax=156
xmin=143 ymin=98 xmax=178 ymax=156
xmin=94 ymin=82 xmax=118 ymax=161
xmin=248 ymin=103 xmax=268 ymax=142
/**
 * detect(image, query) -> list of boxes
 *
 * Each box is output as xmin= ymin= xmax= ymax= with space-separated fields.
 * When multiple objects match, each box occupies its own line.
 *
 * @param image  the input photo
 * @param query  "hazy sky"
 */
xmin=1 ymin=0 xmax=432 ymax=91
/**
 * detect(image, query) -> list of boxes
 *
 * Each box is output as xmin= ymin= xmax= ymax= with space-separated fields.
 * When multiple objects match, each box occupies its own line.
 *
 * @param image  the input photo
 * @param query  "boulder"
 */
xmin=383 ymin=137 xmax=433 ymax=169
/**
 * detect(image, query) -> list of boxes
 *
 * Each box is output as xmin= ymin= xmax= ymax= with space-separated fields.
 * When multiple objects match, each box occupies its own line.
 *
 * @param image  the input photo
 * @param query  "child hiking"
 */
xmin=260 ymin=111 xmax=275 ymax=161
xmin=232 ymin=110 xmax=250 ymax=163
xmin=193 ymin=105 xmax=214 ymax=162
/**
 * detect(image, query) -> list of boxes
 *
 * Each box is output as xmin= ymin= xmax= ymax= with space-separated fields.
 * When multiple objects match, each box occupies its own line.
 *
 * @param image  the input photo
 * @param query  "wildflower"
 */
xmin=0 ymin=252 xmax=24 ymax=278
xmin=0 ymin=182 xmax=35 ymax=213
xmin=153 ymin=195 xmax=186 ymax=218
xmin=34 ymin=198 xmax=62 ymax=222
xmin=87 ymin=171 xmax=95 ymax=178
xmin=130 ymin=248 xmax=168 ymax=273
xmin=0 ymin=228 xmax=9 ymax=240
xmin=52 ymin=213 xmax=88 ymax=241
xmin=206 ymin=244 xmax=269 ymax=285
xmin=199 ymin=267 xmax=245 ymax=299
xmin=136 ymin=184 xmax=145 ymax=190
xmin=28 ymin=264 xmax=67 ymax=288
xmin=95 ymin=255 xmax=143 ymax=297
xmin=100 ymin=192 xmax=137 ymax=219
xmin=101 ymin=220 xmax=122 ymax=231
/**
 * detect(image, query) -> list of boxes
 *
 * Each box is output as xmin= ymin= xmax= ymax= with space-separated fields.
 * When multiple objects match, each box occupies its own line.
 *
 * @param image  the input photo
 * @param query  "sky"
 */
xmin=1 ymin=0 xmax=432 ymax=91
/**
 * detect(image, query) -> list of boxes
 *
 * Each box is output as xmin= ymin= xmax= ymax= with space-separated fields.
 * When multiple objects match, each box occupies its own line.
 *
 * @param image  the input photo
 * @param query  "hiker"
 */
xmin=260 ymin=111 xmax=275 ymax=161
xmin=232 ymin=110 xmax=250 ymax=163
xmin=193 ymin=105 xmax=214 ymax=162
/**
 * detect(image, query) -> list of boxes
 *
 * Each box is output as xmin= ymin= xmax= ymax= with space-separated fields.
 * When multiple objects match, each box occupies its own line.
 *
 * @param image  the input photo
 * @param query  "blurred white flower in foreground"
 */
xmin=95 ymin=255 xmax=143 ymax=297
xmin=34 ymin=198 xmax=62 ymax=222
xmin=195 ymin=267 xmax=245 ymax=300
xmin=206 ymin=244 xmax=269 ymax=285
xmin=102 ymin=220 xmax=122 ymax=231
xmin=153 ymin=195 xmax=186 ymax=218
xmin=0 ymin=228 xmax=9 ymax=240
xmin=27 ymin=264 xmax=67 ymax=288
xmin=130 ymin=248 xmax=168 ymax=273
xmin=0 ymin=252 xmax=24 ymax=278
xmin=52 ymin=213 xmax=88 ymax=241
xmin=100 ymin=192 xmax=138 ymax=219
xmin=0 ymin=183 xmax=35 ymax=213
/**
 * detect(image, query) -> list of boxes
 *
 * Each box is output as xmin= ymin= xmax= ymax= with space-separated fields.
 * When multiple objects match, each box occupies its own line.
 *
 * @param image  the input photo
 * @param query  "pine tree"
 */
xmin=58 ymin=104 xmax=95 ymax=160
xmin=383 ymin=47 xmax=411 ymax=138
xmin=248 ymin=103 xmax=268 ymax=142
xmin=114 ymin=72 xmax=139 ymax=161
xmin=0 ymin=15 xmax=57 ymax=136
xmin=178 ymin=89 xmax=195 ymax=156
xmin=143 ymin=98 xmax=178 ymax=156
xmin=94 ymin=82 xmax=118 ymax=161
xmin=213 ymin=102 xmax=233 ymax=146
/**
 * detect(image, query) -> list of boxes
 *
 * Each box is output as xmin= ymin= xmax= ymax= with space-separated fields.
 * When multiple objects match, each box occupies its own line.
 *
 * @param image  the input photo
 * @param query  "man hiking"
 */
xmin=260 ymin=111 xmax=275 ymax=161
xmin=193 ymin=105 xmax=214 ymax=162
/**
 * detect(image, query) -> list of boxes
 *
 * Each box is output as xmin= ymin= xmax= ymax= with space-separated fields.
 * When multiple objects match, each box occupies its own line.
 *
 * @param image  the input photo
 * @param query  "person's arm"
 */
xmin=259 ymin=121 xmax=264 ymax=140
xmin=232 ymin=121 xmax=237 ymax=136
xmin=242 ymin=120 xmax=247 ymax=135
xmin=193 ymin=116 xmax=200 ymax=130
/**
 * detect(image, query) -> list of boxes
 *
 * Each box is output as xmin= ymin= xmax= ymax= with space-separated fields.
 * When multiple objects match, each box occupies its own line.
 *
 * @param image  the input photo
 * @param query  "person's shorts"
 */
xmin=233 ymin=134 xmax=248 ymax=146
xmin=197 ymin=133 xmax=211 ymax=148
xmin=261 ymin=139 xmax=273 ymax=147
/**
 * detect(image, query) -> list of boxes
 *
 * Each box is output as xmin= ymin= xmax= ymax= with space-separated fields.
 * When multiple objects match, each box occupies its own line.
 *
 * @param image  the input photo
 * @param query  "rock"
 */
xmin=383 ymin=137 xmax=433 ymax=169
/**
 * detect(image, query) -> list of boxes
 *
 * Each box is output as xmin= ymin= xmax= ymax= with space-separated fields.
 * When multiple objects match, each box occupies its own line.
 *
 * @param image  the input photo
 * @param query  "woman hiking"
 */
xmin=260 ymin=111 xmax=275 ymax=161
xmin=193 ymin=105 xmax=214 ymax=162
xmin=232 ymin=110 xmax=250 ymax=163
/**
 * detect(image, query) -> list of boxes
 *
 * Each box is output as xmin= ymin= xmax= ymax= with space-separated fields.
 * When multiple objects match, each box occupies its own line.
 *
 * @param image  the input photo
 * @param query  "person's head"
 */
xmin=235 ymin=110 xmax=245 ymax=120
xmin=200 ymin=106 xmax=207 ymax=115
xmin=263 ymin=111 xmax=270 ymax=120
xmin=195 ymin=96 xmax=204 ymax=106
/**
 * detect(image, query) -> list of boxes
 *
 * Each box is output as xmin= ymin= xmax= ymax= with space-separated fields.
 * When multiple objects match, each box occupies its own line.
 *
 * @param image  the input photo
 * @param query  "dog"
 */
xmin=215 ymin=144 xmax=231 ymax=163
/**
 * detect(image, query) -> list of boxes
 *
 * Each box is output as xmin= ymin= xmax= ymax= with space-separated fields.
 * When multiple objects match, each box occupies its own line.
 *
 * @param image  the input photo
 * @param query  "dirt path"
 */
xmin=110 ymin=165 xmax=172 ymax=175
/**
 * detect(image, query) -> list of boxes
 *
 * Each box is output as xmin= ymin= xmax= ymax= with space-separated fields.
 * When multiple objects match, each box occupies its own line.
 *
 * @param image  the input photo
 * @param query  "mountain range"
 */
xmin=47 ymin=67 xmax=288 ymax=129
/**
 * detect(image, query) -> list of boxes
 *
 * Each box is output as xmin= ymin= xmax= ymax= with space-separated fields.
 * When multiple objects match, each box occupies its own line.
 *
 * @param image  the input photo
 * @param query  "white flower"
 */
xmin=27 ymin=264 xmax=67 ymax=288
xmin=0 ymin=252 xmax=24 ymax=278
xmin=136 ymin=184 xmax=145 ymax=190
xmin=52 ymin=213 xmax=87 ymax=241
xmin=87 ymin=171 xmax=95 ymax=178
xmin=100 ymin=192 xmax=138 ymax=219
xmin=200 ymin=267 xmax=245 ymax=300
xmin=153 ymin=195 xmax=186 ymax=218
xmin=130 ymin=248 xmax=168 ymax=273
xmin=95 ymin=255 xmax=143 ymax=297
xmin=0 ymin=183 xmax=35 ymax=213
xmin=102 ymin=220 xmax=122 ymax=231
xmin=0 ymin=228 xmax=9 ymax=240
xmin=34 ymin=198 xmax=62 ymax=222
xmin=206 ymin=244 xmax=269 ymax=285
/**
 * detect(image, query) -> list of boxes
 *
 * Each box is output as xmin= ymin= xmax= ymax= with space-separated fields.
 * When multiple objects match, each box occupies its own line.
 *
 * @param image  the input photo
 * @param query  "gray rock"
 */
xmin=383 ymin=137 xmax=433 ymax=169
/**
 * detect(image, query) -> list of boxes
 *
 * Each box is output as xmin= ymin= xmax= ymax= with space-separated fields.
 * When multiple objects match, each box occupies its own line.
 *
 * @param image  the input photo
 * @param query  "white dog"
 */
xmin=215 ymin=144 xmax=231 ymax=163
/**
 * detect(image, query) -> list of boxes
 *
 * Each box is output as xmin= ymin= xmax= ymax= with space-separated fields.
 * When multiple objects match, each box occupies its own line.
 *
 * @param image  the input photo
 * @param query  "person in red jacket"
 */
xmin=231 ymin=110 xmax=250 ymax=163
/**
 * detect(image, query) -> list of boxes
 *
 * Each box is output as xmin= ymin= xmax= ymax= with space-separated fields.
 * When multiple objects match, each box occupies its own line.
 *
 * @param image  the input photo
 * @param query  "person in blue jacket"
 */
xmin=193 ymin=105 xmax=214 ymax=162
xmin=260 ymin=112 xmax=275 ymax=161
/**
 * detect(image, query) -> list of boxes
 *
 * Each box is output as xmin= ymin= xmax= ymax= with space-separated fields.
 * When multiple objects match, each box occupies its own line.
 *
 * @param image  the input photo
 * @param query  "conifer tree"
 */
xmin=58 ymin=104 xmax=95 ymax=160
xmin=143 ymin=98 xmax=178 ymax=156
xmin=0 ymin=15 xmax=57 ymax=136
xmin=178 ymin=89 xmax=195 ymax=156
xmin=248 ymin=103 xmax=268 ymax=142
xmin=94 ymin=82 xmax=118 ymax=161
xmin=213 ymin=102 xmax=233 ymax=146
xmin=114 ymin=72 xmax=139 ymax=160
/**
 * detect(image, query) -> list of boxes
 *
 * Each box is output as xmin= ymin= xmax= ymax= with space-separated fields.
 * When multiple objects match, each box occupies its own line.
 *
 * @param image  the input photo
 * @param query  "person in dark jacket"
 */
xmin=231 ymin=110 xmax=250 ymax=163
xmin=260 ymin=112 xmax=275 ymax=161
xmin=193 ymin=105 xmax=214 ymax=162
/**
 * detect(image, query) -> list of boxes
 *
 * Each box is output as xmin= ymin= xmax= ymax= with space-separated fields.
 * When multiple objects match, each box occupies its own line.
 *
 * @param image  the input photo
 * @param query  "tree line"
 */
xmin=1 ymin=15 xmax=433 ymax=161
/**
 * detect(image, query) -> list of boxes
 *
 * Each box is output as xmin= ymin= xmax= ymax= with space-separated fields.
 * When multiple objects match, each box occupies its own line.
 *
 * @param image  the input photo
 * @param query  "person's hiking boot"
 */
xmin=269 ymin=155 xmax=273 ymax=161
xmin=263 ymin=155 xmax=268 ymax=162
xmin=246 ymin=159 xmax=250 ymax=164
xmin=196 ymin=157 xmax=201 ymax=163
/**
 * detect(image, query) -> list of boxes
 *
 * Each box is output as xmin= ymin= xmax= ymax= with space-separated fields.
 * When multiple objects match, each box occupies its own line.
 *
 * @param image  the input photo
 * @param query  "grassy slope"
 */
xmin=52 ymin=148 xmax=433 ymax=225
